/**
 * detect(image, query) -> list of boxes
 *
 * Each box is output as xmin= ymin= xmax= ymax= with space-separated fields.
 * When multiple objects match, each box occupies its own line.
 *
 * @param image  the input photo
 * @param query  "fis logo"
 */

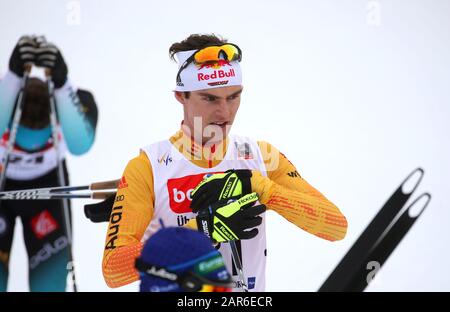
xmin=158 ymin=153 xmax=173 ymax=166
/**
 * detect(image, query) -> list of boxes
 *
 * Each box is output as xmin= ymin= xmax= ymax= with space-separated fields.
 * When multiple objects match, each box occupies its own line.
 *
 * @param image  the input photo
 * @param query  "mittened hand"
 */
xmin=196 ymin=192 xmax=266 ymax=243
xmin=35 ymin=37 xmax=68 ymax=88
xmin=9 ymin=35 xmax=38 ymax=77
xmin=190 ymin=169 xmax=253 ymax=213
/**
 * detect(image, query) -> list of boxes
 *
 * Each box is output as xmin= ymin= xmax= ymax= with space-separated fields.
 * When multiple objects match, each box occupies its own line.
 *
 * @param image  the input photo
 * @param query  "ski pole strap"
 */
xmin=196 ymin=206 xmax=214 ymax=240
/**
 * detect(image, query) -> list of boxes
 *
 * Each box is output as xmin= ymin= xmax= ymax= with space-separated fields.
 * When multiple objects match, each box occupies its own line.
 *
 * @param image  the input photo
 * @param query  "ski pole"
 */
xmin=0 ymin=178 xmax=119 ymax=200
xmin=0 ymin=190 xmax=116 ymax=200
xmin=214 ymin=183 xmax=251 ymax=292
xmin=46 ymin=71 xmax=77 ymax=292
xmin=208 ymin=199 xmax=248 ymax=292
xmin=229 ymin=240 xmax=248 ymax=292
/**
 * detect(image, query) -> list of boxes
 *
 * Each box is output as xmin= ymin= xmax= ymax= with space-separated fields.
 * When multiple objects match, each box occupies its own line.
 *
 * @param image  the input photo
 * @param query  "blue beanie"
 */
xmin=138 ymin=227 xmax=229 ymax=292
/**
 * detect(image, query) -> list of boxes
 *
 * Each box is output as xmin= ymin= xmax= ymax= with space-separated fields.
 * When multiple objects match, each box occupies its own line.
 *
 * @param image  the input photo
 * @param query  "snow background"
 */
xmin=0 ymin=0 xmax=449 ymax=291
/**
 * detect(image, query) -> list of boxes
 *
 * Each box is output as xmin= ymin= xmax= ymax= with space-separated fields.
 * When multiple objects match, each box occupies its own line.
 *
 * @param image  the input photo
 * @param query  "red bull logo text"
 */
xmin=198 ymin=69 xmax=236 ymax=81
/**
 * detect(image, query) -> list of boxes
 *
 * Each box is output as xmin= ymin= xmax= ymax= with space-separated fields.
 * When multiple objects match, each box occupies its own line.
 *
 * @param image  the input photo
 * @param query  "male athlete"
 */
xmin=0 ymin=36 xmax=98 ymax=291
xmin=102 ymin=34 xmax=347 ymax=291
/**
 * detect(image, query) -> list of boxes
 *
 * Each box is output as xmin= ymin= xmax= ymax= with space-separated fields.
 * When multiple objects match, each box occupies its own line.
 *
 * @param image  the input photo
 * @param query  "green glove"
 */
xmin=196 ymin=192 xmax=266 ymax=243
xmin=190 ymin=169 xmax=252 ymax=213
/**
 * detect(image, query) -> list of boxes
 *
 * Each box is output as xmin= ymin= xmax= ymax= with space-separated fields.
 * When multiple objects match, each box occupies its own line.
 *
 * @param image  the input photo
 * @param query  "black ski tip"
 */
xmin=401 ymin=167 xmax=424 ymax=195
xmin=407 ymin=192 xmax=431 ymax=219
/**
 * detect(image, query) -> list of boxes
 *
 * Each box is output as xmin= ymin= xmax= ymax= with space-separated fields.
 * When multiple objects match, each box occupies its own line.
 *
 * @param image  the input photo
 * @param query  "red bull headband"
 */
xmin=174 ymin=44 xmax=243 ymax=92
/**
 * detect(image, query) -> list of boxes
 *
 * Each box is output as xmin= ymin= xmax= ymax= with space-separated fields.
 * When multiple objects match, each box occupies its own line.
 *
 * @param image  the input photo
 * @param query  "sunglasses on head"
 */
xmin=176 ymin=43 xmax=242 ymax=86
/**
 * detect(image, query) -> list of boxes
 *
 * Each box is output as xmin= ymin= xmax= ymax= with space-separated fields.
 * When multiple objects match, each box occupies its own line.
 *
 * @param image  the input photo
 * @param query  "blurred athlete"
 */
xmin=0 ymin=35 xmax=98 ymax=291
xmin=136 ymin=226 xmax=231 ymax=292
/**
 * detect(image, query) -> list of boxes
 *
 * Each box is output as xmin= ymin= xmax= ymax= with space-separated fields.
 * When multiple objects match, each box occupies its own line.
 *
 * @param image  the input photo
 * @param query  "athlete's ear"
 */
xmin=174 ymin=91 xmax=186 ymax=105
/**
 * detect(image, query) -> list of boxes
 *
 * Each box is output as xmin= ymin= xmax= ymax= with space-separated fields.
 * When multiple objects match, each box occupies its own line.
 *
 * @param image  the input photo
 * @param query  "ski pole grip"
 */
xmin=91 ymin=179 xmax=120 ymax=190
xmin=92 ymin=191 xmax=117 ymax=200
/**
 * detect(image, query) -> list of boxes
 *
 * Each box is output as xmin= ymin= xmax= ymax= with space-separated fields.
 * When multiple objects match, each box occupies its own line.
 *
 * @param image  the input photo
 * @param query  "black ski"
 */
xmin=344 ymin=192 xmax=431 ymax=291
xmin=319 ymin=167 xmax=425 ymax=291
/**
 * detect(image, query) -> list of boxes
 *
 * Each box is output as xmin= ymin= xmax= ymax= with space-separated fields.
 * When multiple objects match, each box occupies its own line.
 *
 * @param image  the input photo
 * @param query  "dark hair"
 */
xmin=169 ymin=33 xmax=228 ymax=61
xmin=169 ymin=34 xmax=228 ymax=99
xmin=21 ymin=78 xmax=50 ymax=129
